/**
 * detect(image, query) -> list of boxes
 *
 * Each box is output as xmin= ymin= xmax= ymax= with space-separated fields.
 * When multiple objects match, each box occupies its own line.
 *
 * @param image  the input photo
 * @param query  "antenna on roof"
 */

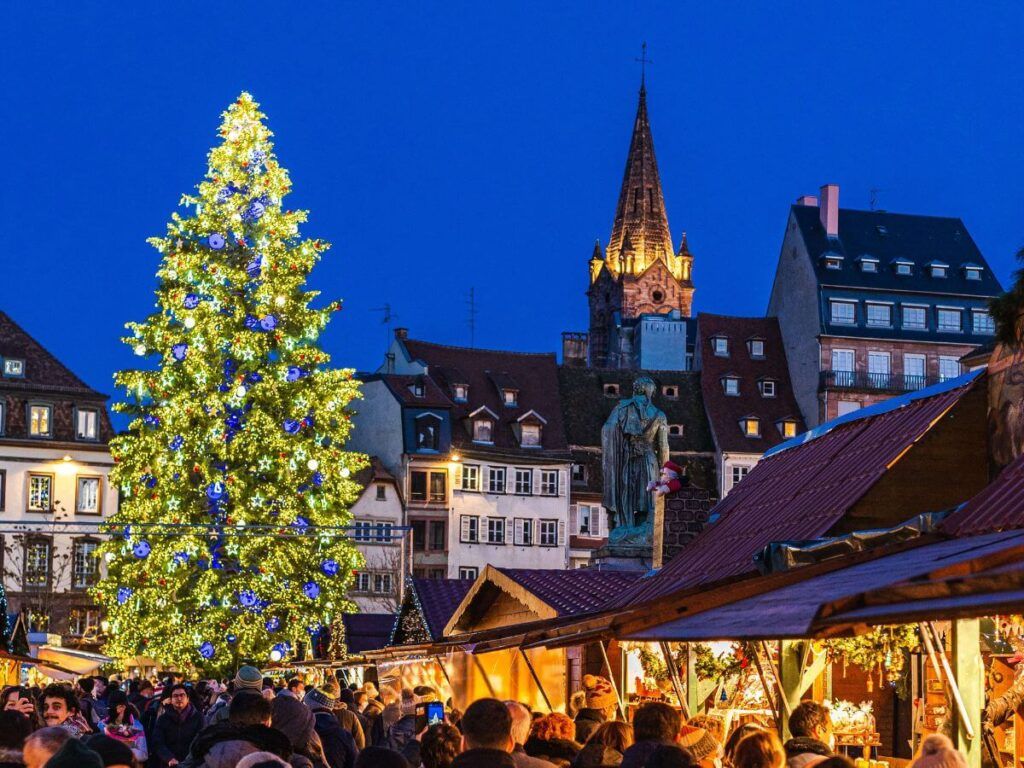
xmin=466 ymin=287 xmax=479 ymax=348
xmin=869 ymin=187 xmax=882 ymax=211
xmin=370 ymin=303 xmax=398 ymax=355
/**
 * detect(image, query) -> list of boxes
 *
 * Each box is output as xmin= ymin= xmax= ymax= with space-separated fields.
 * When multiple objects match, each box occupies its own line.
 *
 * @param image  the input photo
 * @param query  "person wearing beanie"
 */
xmin=382 ymin=689 xmax=419 ymax=761
xmin=83 ymin=734 xmax=135 ymax=768
xmin=573 ymin=675 xmax=618 ymax=745
xmin=39 ymin=738 xmax=104 ymax=768
xmin=237 ymin=753 xmax=291 ymax=768
xmin=270 ymin=694 xmax=329 ymax=768
xmin=909 ymin=735 xmax=967 ymax=768
xmin=336 ymin=688 xmax=367 ymax=750
xmin=303 ymin=687 xmax=358 ymax=768
xmin=176 ymin=692 xmax=292 ymax=768
xmin=677 ymin=725 xmax=722 ymax=768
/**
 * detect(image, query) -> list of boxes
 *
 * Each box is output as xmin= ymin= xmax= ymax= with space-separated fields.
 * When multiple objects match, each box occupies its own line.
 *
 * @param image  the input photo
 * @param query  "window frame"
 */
xmin=902 ymin=305 xmax=927 ymax=330
xmin=758 ymin=379 xmax=776 ymax=398
xmin=779 ymin=420 xmax=798 ymax=439
xmin=458 ymin=566 xmax=478 ymax=580
xmin=540 ymin=470 xmax=558 ymax=496
xmin=829 ymin=300 xmax=856 ymax=326
xmin=939 ymin=356 xmax=961 ymax=383
xmin=722 ymin=376 xmax=739 ymax=396
xmin=514 ymin=517 xmax=534 ymax=546
xmin=520 ymin=422 xmax=542 ymax=447
xmin=729 ymin=465 xmax=750 ymax=490
xmin=502 ymin=389 xmax=518 ymax=407
xmin=27 ymin=402 xmax=53 ymax=439
xmin=428 ymin=520 xmax=446 ymax=551
xmin=937 ymin=308 xmax=963 ymax=333
xmin=603 ymin=383 xmax=620 ymax=397
xmin=71 ymin=537 xmax=101 ymax=590
xmin=486 ymin=517 xmax=506 ymax=545
xmin=22 ymin=536 xmax=52 ymax=591
xmin=74 ymin=407 xmax=100 ymax=442
xmin=539 ymin=520 xmax=559 ymax=547
xmin=486 ymin=466 xmax=506 ymax=494
xmin=667 ymin=424 xmax=684 ymax=437
xmin=964 ymin=266 xmax=983 ymax=281
xmin=0 ymin=470 xmax=5 ymax=511
xmin=414 ymin=413 xmax=442 ymax=452
xmin=513 ymin=468 xmax=533 ymax=495
xmin=452 ymin=384 xmax=468 ymax=402
xmin=27 ymin=473 xmax=54 ymax=513
xmin=740 ymin=417 xmax=761 ymax=438
xmin=2 ymin=358 xmax=25 ymax=378
xmin=460 ymin=464 xmax=480 ymax=492
xmin=972 ymin=310 xmax=995 ymax=335
xmin=748 ymin=339 xmax=765 ymax=358
xmin=712 ymin=337 xmax=729 ymax=357
xmin=865 ymin=303 xmax=892 ymax=328
xmin=472 ymin=418 xmax=494 ymax=444
xmin=75 ymin=475 xmax=103 ymax=516
xmin=375 ymin=484 xmax=387 ymax=501
xmin=661 ymin=385 xmax=679 ymax=399
xmin=460 ymin=515 xmax=480 ymax=544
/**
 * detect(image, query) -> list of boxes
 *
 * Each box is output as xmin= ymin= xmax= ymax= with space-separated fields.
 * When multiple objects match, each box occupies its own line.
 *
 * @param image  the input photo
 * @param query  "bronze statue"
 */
xmin=601 ymin=376 xmax=669 ymax=545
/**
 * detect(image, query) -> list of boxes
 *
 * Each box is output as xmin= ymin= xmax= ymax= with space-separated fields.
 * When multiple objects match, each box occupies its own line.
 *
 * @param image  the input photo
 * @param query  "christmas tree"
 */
xmin=94 ymin=93 xmax=366 ymax=671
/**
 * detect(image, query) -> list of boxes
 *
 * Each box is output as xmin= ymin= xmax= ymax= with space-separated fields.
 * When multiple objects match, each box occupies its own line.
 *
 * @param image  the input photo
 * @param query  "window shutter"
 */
xmin=596 ymin=507 xmax=605 ymax=537
xmin=514 ymin=518 xmax=525 ymax=546
xmin=453 ymin=466 xmax=462 ymax=491
xmin=531 ymin=469 xmax=540 ymax=495
xmin=460 ymin=516 xmax=471 ymax=543
xmin=558 ymin=469 xmax=568 ymax=496
xmin=557 ymin=520 xmax=566 ymax=546
xmin=568 ymin=504 xmax=578 ymax=532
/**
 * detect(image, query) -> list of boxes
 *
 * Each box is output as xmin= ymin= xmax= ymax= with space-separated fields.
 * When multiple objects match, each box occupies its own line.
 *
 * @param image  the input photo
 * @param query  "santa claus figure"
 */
xmin=646 ymin=460 xmax=684 ymax=496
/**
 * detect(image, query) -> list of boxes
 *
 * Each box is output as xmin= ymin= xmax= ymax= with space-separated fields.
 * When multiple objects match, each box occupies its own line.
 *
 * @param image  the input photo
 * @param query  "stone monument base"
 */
xmin=590 ymin=543 xmax=654 ymax=572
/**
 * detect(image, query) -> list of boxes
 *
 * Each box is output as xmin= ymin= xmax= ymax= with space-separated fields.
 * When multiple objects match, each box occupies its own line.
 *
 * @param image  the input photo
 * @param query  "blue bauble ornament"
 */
xmin=246 ymin=256 xmax=262 ymax=278
xmin=173 ymin=551 xmax=190 ymax=566
xmin=143 ymin=414 xmax=160 ymax=429
xmin=142 ymin=473 xmax=157 ymax=488
xmin=244 ymin=314 xmax=260 ymax=330
xmin=249 ymin=149 xmax=267 ymax=167
xmin=259 ymin=314 xmax=278 ymax=331
xmin=320 ymin=559 xmax=339 ymax=577
xmin=206 ymin=481 xmax=227 ymax=501
xmin=122 ymin=525 xmax=132 ymax=540
xmin=132 ymin=540 xmax=151 ymax=559
xmin=208 ymin=234 xmax=226 ymax=250
xmin=169 ymin=435 xmax=184 ymax=451
xmin=286 ymin=366 xmax=303 ymax=382
xmin=248 ymin=372 xmax=263 ymax=384
xmin=283 ymin=419 xmax=300 ymax=434
xmin=171 ymin=343 xmax=188 ymax=362
xmin=183 ymin=293 xmax=200 ymax=309
xmin=116 ymin=587 xmax=133 ymax=605
xmin=302 ymin=581 xmax=321 ymax=600
xmin=238 ymin=589 xmax=259 ymax=608
xmin=226 ymin=633 xmax=237 ymax=644
xmin=312 ymin=471 xmax=324 ymax=487
xmin=291 ymin=516 xmax=310 ymax=534
xmin=265 ymin=617 xmax=281 ymax=632
xmin=241 ymin=200 xmax=266 ymax=222
xmin=199 ymin=641 xmax=215 ymax=660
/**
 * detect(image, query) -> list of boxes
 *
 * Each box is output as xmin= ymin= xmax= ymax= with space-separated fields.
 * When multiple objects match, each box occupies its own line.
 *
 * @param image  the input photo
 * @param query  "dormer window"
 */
xmin=758 ymin=378 xmax=777 ymax=398
xmin=603 ymin=383 xmax=620 ymax=397
xmin=411 ymin=381 xmax=425 ymax=398
xmin=829 ymin=300 xmax=856 ymax=325
xmin=414 ymin=413 xmax=442 ymax=451
xmin=668 ymin=424 xmax=684 ymax=437
xmin=2 ymin=358 xmax=25 ymax=377
xmin=662 ymin=385 xmax=678 ymax=399
xmin=722 ymin=376 xmax=739 ymax=396
xmin=928 ymin=261 xmax=949 ymax=278
xmin=452 ymin=384 xmax=468 ymax=402
xmin=76 ymin=408 xmax=99 ymax=441
xmin=778 ymin=419 xmax=799 ymax=439
xmin=516 ymin=410 xmax=547 ymax=448
xmin=521 ymin=423 xmax=541 ymax=447
xmin=822 ymin=252 xmax=843 ymax=270
xmin=866 ymin=303 xmax=892 ymax=327
xmin=747 ymin=339 xmax=765 ymax=358
xmin=893 ymin=259 xmax=913 ymax=276
xmin=858 ymin=256 xmax=879 ymax=273
xmin=472 ymin=419 xmax=493 ymax=443
xmin=740 ymin=416 xmax=760 ymax=438
xmin=963 ymin=264 xmax=984 ymax=281
xmin=712 ymin=337 xmax=729 ymax=357
xmin=502 ymin=389 xmax=518 ymax=407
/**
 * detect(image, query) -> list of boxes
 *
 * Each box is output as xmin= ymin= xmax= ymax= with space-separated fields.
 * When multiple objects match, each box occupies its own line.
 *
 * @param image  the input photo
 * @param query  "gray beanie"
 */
xmin=234 ymin=665 xmax=264 ymax=692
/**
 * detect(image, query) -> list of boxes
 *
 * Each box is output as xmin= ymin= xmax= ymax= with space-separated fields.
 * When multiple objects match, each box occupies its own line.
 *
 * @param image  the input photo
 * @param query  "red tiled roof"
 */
xmin=615 ymin=372 xmax=983 ymax=608
xmin=413 ymin=578 xmax=474 ymax=640
xmin=402 ymin=339 xmax=569 ymax=456
xmin=569 ymin=535 xmax=607 ymax=550
xmin=0 ymin=311 xmax=106 ymax=397
xmin=940 ymin=453 xmax=1024 ymax=537
xmin=498 ymin=568 xmax=641 ymax=616
xmin=698 ymin=314 xmax=804 ymax=453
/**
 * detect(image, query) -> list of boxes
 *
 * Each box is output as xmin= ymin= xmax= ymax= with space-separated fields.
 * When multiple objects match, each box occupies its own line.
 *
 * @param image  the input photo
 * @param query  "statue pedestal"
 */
xmin=592 ymin=496 xmax=664 ymax=572
xmin=590 ymin=544 xmax=654 ymax=572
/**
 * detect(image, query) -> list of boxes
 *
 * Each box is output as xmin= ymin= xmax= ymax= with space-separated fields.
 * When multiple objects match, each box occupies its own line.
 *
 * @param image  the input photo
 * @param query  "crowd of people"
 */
xmin=0 ymin=669 xmax=971 ymax=768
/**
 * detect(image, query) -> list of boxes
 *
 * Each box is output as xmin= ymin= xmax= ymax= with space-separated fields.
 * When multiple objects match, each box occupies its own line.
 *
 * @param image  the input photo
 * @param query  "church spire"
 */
xmin=606 ymin=82 xmax=675 ymax=274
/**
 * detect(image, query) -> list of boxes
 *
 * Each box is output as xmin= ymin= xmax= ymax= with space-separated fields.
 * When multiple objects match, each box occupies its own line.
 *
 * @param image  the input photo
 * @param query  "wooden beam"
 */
xmin=518 ymin=648 xmax=553 ymax=713
xmin=951 ymin=620 xmax=982 ymax=768
xmin=659 ymin=641 xmax=690 ymax=720
xmin=598 ymin=640 xmax=626 ymax=721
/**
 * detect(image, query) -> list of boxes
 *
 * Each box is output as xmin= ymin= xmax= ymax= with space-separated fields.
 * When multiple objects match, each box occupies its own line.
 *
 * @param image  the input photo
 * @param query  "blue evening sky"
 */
xmin=2 ymin=2 xmax=1023 ymax=408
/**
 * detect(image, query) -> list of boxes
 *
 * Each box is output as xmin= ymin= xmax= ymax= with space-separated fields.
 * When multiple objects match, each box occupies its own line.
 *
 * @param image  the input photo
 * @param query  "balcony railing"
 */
xmin=820 ymin=370 xmax=939 ymax=394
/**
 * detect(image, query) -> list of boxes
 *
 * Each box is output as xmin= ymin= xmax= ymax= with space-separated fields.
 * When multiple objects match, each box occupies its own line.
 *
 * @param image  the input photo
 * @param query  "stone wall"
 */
xmin=661 ymin=486 xmax=713 ymax=562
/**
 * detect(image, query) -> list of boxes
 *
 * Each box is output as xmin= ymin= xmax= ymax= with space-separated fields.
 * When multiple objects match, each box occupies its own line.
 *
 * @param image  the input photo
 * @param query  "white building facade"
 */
xmin=347 ymin=458 xmax=407 ymax=613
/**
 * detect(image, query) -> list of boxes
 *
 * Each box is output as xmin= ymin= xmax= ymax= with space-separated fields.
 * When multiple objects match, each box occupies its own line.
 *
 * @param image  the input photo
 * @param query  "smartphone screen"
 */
xmin=426 ymin=701 xmax=444 ymax=725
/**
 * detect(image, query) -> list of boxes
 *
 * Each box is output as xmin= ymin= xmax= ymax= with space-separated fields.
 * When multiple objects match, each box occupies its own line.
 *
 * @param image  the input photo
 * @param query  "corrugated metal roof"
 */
xmin=613 ymin=373 xmax=983 ymax=608
xmin=498 ymin=568 xmax=641 ymax=617
xmin=625 ymin=530 xmax=1024 ymax=641
xmin=940 ymin=452 xmax=1024 ymax=536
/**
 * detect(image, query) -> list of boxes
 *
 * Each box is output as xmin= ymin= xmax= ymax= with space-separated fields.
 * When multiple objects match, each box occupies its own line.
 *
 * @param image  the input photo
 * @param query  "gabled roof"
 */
xmin=391 ymin=578 xmax=474 ymax=644
xmin=0 ymin=311 xmax=107 ymax=398
xmin=614 ymin=370 xmax=985 ymax=608
xmin=367 ymin=373 xmax=453 ymax=408
xmin=791 ymin=205 xmax=1003 ymax=297
xmin=352 ymin=457 xmax=403 ymax=505
xmin=402 ymin=339 xmax=568 ymax=457
xmin=940 ymin=452 xmax=1024 ymax=537
xmin=697 ymin=314 xmax=804 ymax=454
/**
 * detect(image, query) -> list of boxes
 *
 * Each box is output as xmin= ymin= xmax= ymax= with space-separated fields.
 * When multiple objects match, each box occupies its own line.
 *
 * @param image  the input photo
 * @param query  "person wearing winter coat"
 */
xmin=572 ymin=677 xmax=618 ymax=746
xmin=98 ymin=690 xmax=148 ymax=763
xmin=270 ymin=691 xmax=329 ymax=768
xmin=333 ymin=688 xmax=366 ymax=751
xmin=572 ymin=721 xmax=633 ymax=768
xmin=619 ymin=703 xmax=682 ymax=768
xmin=503 ymin=702 xmax=555 ymax=768
xmin=382 ymin=689 xmax=418 ymax=758
xmin=0 ymin=711 xmax=31 ymax=768
xmin=152 ymin=685 xmax=203 ymax=767
xmin=783 ymin=703 xmax=833 ymax=768
xmin=523 ymin=714 xmax=581 ymax=768
xmin=451 ymin=699 xmax=516 ymax=768
xmin=178 ymin=692 xmax=293 ymax=768
xmin=303 ymin=688 xmax=357 ymax=768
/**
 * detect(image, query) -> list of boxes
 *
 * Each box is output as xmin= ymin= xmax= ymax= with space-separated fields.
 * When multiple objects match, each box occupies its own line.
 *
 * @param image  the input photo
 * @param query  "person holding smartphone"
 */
xmin=2 ymin=686 xmax=43 ymax=731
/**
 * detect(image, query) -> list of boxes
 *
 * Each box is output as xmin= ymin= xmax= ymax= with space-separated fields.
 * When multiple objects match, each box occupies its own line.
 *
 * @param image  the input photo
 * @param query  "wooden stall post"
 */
xmin=686 ymin=643 xmax=702 ymax=716
xmin=518 ymin=648 xmax=554 ymax=714
xmin=599 ymin=640 xmax=627 ymax=721
xmin=951 ymin=620 xmax=983 ymax=768
xmin=659 ymin=641 xmax=690 ymax=720
xmin=779 ymin=641 xmax=827 ymax=740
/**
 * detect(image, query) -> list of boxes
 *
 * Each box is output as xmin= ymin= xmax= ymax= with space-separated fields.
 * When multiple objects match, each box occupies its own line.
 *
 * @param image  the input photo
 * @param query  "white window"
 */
xmin=973 ymin=310 xmax=995 ymax=335
xmin=486 ymin=467 xmax=506 ymax=494
xmin=458 ymin=567 xmax=478 ymax=580
xmin=937 ymin=309 xmax=962 ymax=332
xmin=3 ymin=358 xmax=25 ymax=377
xmin=837 ymin=400 xmax=861 ymax=416
xmin=830 ymin=301 xmax=856 ymax=325
xmin=460 ymin=516 xmax=479 ymax=543
xmin=76 ymin=477 xmax=100 ymax=514
xmin=748 ymin=339 xmax=765 ymax=358
xmin=502 ymin=389 xmax=517 ymax=407
xmin=824 ymin=256 xmax=842 ymax=270
xmin=473 ymin=419 xmax=493 ymax=443
xmin=939 ymin=356 xmax=961 ymax=382
xmin=868 ymin=352 xmax=891 ymax=388
xmin=411 ymin=381 xmax=425 ymax=397
xmin=759 ymin=379 xmax=776 ymax=398
xmin=28 ymin=474 xmax=52 ymax=512
xmin=895 ymin=261 xmax=913 ymax=276
xmin=729 ymin=465 xmax=750 ymax=491
xmin=540 ymin=470 xmax=558 ymax=496
xmin=514 ymin=468 xmax=532 ymax=494
xmin=29 ymin=405 xmax=52 ymax=437
xmin=712 ymin=337 xmax=729 ymax=356
xmin=486 ymin=517 xmax=505 ymax=544
xmin=354 ymin=572 xmax=371 ymax=592
xmin=722 ymin=377 xmax=739 ymax=396
xmin=461 ymin=464 xmax=479 ymax=492
xmin=514 ymin=518 xmax=534 ymax=546
xmin=740 ymin=417 xmax=760 ymax=438
xmin=830 ymin=349 xmax=855 ymax=387
xmin=578 ymin=505 xmax=594 ymax=535
xmin=374 ymin=573 xmax=393 ymax=594
xmin=902 ymin=306 xmax=927 ymax=330
xmin=453 ymin=384 xmax=468 ymax=402
xmin=662 ymin=385 xmax=679 ymax=398
xmin=903 ymin=354 xmax=927 ymax=390
xmin=76 ymin=409 xmax=99 ymax=440
xmin=860 ymin=259 xmax=878 ymax=273
xmin=539 ymin=520 xmax=559 ymax=547
xmin=73 ymin=540 xmax=100 ymax=589
xmin=965 ymin=266 xmax=983 ymax=280
xmin=354 ymin=521 xmax=373 ymax=541
xmin=866 ymin=304 xmax=891 ymax=327
xmin=521 ymin=423 xmax=542 ymax=447
xmin=668 ymin=424 xmax=684 ymax=437
xmin=779 ymin=420 xmax=798 ymax=439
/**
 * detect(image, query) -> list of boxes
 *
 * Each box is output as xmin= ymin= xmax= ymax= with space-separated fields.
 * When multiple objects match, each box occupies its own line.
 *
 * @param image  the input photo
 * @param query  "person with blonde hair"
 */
xmin=734 ymin=730 xmax=786 ymax=768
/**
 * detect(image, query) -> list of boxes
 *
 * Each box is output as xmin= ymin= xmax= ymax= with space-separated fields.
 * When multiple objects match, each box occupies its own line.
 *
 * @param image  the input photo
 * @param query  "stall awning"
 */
xmin=37 ymin=646 xmax=112 ymax=677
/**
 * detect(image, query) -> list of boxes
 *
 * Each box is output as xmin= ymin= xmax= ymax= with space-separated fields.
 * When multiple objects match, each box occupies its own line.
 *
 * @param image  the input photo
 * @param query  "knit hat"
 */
xmin=362 ymin=682 xmax=379 ymax=699
xmin=43 ymin=738 xmax=104 ymax=768
xmin=237 ymin=751 xmax=291 ymax=768
xmin=582 ymin=674 xmax=617 ymax=710
xmin=83 ymin=734 xmax=134 ymax=767
xmin=662 ymin=461 xmax=683 ymax=477
xmin=911 ymin=735 xmax=968 ymax=768
xmin=677 ymin=725 xmax=720 ymax=762
xmin=303 ymin=686 xmax=338 ymax=712
xmin=322 ymin=678 xmax=342 ymax=699
xmin=234 ymin=665 xmax=264 ymax=693
xmin=271 ymin=694 xmax=316 ymax=749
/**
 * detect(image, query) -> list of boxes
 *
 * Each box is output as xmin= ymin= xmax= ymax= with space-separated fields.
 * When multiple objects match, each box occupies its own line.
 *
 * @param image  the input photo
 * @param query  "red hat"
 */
xmin=662 ymin=461 xmax=683 ymax=476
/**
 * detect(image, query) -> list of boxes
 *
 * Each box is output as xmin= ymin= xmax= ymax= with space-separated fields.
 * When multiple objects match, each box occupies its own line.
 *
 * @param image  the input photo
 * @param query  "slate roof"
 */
xmin=613 ymin=370 xmax=984 ymax=608
xmin=0 ymin=311 xmax=107 ymax=397
xmin=402 ymin=339 xmax=568 ymax=458
xmin=361 ymin=373 xmax=453 ymax=409
xmin=342 ymin=613 xmax=396 ymax=654
xmin=497 ymin=568 xmax=642 ymax=617
xmin=352 ymin=456 xmax=403 ymax=505
xmin=792 ymin=204 xmax=1003 ymax=297
xmin=940 ymin=452 xmax=1024 ymax=537
xmin=697 ymin=314 xmax=804 ymax=454
xmin=413 ymin=578 xmax=474 ymax=640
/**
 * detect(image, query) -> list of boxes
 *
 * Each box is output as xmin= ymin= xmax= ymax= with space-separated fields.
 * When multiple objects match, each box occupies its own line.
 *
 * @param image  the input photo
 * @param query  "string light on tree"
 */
xmin=93 ymin=92 xmax=367 ymax=671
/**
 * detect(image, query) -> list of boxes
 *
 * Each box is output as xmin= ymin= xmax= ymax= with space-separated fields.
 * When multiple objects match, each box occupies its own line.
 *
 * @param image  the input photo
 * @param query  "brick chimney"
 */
xmin=796 ymin=195 xmax=818 ymax=207
xmin=395 ymin=327 xmax=408 ymax=340
xmin=819 ymin=184 xmax=839 ymax=238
